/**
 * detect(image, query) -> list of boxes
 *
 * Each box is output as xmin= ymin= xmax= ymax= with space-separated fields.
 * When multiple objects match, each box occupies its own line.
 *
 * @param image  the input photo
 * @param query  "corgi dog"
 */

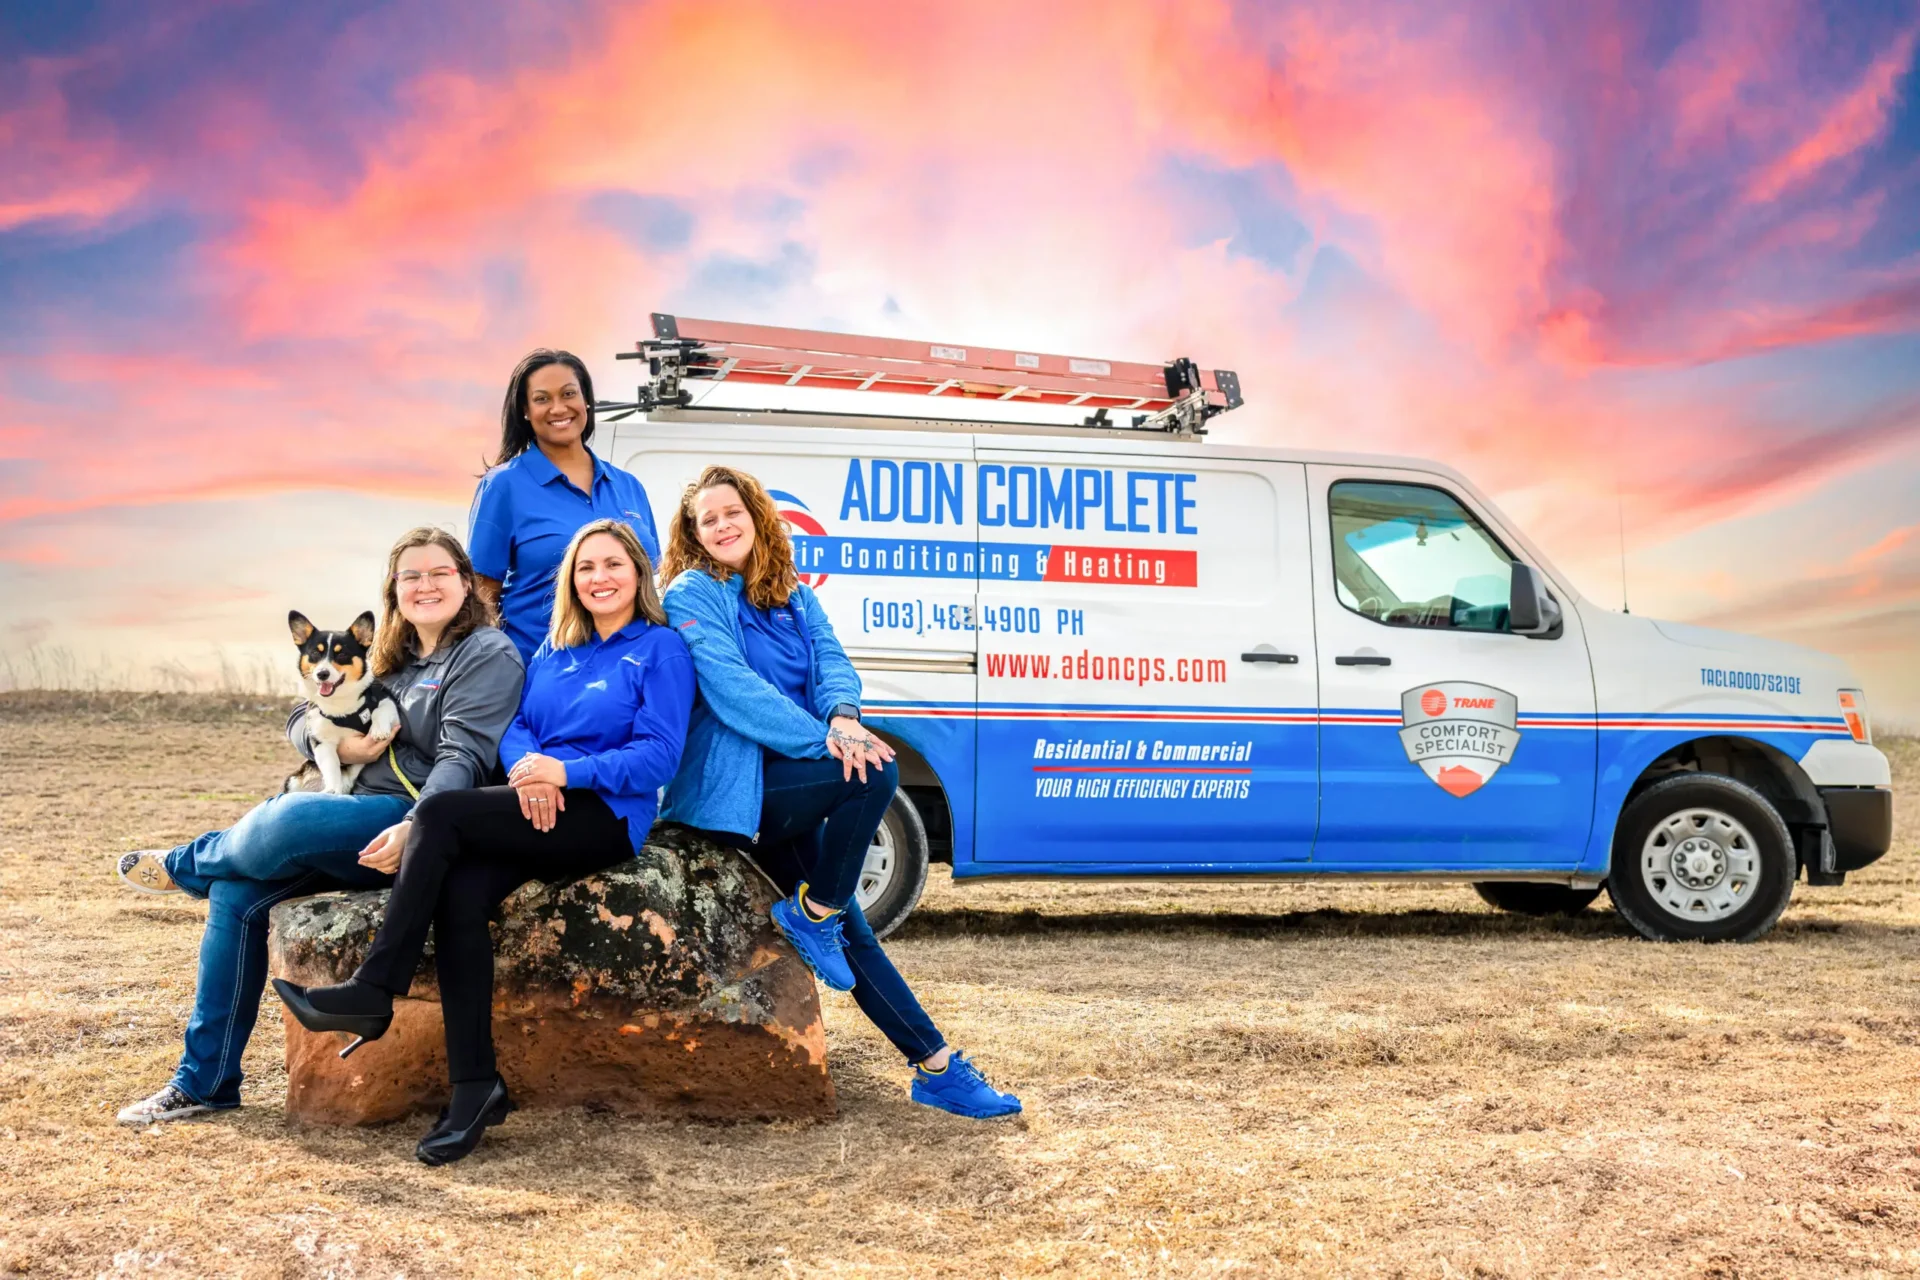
xmin=284 ymin=610 xmax=400 ymax=795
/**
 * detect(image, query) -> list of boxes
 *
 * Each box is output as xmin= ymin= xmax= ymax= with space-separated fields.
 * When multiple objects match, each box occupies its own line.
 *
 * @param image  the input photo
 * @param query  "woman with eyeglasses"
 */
xmin=468 ymin=348 xmax=661 ymax=663
xmin=111 ymin=527 xmax=524 ymax=1125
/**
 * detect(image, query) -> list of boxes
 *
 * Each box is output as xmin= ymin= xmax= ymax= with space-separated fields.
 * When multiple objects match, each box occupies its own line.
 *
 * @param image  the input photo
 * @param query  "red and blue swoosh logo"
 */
xmin=769 ymin=489 xmax=829 ymax=587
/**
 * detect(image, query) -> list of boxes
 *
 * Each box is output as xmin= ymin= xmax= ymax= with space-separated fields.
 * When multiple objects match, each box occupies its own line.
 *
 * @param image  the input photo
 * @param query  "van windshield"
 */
xmin=1329 ymin=481 xmax=1514 ymax=632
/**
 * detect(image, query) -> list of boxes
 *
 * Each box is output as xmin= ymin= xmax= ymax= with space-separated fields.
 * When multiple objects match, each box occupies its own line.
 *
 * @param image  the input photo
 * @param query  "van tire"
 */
xmin=1472 ymin=882 xmax=1603 ymax=916
xmin=857 ymin=789 xmax=931 ymax=940
xmin=1605 ymin=774 xmax=1795 ymax=943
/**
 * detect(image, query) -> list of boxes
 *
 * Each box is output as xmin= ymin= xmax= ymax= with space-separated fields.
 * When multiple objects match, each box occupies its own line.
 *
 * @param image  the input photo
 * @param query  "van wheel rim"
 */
xmin=1639 ymin=807 xmax=1760 ymax=922
xmin=856 ymin=822 xmax=897 ymax=911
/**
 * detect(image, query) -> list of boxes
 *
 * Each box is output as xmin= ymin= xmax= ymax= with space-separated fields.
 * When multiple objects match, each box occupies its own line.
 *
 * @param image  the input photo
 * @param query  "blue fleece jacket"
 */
xmin=659 ymin=570 xmax=863 ymax=837
xmin=499 ymin=617 xmax=695 ymax=850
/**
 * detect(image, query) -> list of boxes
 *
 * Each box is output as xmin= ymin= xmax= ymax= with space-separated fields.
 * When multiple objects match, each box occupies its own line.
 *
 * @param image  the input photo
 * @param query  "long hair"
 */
xmin=492 ymin=348 xmax=596 ymax=468
xmin=550 ymin=518 xmax=668 ymax=649
xmin=370 ymin=527 xmax=495 ymax=679
xmin=660 ymin=464 xmax=799 ymax=609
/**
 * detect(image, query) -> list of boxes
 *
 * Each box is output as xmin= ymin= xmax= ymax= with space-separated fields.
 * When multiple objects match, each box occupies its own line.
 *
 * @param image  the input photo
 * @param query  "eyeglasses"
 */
xmin=395 ymin=568 xmax=461 ymax=589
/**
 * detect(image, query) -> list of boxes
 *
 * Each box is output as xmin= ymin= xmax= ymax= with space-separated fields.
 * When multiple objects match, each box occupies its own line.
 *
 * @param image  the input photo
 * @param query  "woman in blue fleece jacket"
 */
xmin=277 ymin=518 xmax=694 ymax=1165
xmin=659 ymin=464 xmax=1020 ymax=1120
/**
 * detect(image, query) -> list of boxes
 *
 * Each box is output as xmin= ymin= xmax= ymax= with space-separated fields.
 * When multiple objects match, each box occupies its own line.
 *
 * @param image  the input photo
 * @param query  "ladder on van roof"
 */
xmin=604 ymin=313 xmax=1242 ymax=437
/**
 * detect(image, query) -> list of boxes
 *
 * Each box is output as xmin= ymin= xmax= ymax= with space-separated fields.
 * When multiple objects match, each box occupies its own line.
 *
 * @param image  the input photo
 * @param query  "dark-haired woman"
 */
xmin=111 ymin=528 xmax=524 ymax=1124
xmin=659 ymin=466 xmax=1021 ymax=1120
xmin=469 ymin=348 xmax=661 ymax=662
xmin=276 ymin=519 xmax=695 ymax=1165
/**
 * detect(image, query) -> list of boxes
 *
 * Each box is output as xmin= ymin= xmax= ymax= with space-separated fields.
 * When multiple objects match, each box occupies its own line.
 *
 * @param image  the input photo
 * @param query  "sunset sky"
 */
xmin=3 ymin=0 xmax=1919 ymax=721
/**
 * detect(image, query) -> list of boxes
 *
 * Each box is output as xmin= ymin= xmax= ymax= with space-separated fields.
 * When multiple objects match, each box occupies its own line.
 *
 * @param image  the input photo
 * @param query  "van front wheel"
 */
xmin=1472 ymin=882 xmax=1603 ymax=915
xmin=1606 ymin=774 xmax=1795 ymax=942
xmin=854 ymin=789 xmax=931 ymax=940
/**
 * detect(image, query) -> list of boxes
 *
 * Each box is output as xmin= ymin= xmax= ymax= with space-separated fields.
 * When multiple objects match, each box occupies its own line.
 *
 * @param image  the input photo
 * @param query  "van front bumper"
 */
xmin=1819 ymin=786 xmax=1894 ymax=871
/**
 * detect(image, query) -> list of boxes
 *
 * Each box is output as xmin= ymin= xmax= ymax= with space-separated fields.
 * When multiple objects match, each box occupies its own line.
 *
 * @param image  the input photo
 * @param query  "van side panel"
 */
xmin=861 ymin=673 xmax=978 ymax=866
xmin=1580 ymin=609 xmax=1856 ymax=873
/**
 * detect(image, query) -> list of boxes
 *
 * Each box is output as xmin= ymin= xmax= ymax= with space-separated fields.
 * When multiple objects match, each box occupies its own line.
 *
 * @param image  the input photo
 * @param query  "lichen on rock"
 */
xmin=269 ymin=822 xmax=834 ymax=1126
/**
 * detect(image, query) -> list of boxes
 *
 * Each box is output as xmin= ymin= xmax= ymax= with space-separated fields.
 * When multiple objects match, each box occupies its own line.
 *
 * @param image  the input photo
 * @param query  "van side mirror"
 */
xmin=1509 ymin=562 xmax=1563 ymax=637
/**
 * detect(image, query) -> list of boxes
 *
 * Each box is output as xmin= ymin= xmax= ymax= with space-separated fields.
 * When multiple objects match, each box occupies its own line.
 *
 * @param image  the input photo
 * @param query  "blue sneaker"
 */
xmin=911 ymin=1052 xmax=1022 ymax=1119
xmin=771 ymin=883 xmax=856 ymax=992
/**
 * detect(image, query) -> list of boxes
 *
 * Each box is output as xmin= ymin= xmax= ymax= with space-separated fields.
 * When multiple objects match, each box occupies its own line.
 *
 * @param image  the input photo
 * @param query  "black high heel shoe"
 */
xmin=270 ymin=978 xmax=393 ymax=1059
xmin=416 ymin=1076 xmax=515 ymax=1167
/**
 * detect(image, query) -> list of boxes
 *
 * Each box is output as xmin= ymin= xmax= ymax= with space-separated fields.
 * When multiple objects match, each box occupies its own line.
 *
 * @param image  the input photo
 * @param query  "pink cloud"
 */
xmin=0 ymin=56 xmax=149 ymax=232
xmin=1746 ymin=25 xmax=1920 ymax=203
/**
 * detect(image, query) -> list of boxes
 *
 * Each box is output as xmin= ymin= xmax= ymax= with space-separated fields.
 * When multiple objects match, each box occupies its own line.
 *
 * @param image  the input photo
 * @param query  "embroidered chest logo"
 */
xmin=1397 ymin=681 xmax=1523 ymax=798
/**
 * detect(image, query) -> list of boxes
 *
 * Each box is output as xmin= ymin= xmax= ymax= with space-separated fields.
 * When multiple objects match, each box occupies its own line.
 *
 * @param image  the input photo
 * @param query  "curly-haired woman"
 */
xmin=658 ymin=465 xmax=1021 ymax=1119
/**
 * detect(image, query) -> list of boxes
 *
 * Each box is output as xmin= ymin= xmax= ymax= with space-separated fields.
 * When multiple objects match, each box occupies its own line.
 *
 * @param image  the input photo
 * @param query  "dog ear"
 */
xmin=288 ymin=611 xmax=315 ymax=645
xmin=349 ymin=611 xmax=377 ymax=647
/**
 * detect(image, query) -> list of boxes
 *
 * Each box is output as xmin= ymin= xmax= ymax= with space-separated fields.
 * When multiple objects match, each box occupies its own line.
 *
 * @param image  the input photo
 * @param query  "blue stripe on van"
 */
xmin=865 ymin=699 xmax=1849 ymax=735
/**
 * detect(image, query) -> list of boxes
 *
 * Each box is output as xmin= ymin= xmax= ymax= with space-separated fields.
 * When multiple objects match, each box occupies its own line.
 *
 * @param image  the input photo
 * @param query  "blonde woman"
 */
xmin=276 ymin=518 xmax=695 ymax=1165
xmin=659 ymin=466 xmax=1020 ymax=1120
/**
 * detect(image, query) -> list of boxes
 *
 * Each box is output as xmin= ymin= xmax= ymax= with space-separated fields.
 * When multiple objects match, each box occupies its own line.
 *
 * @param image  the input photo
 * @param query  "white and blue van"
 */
xmin=608 ymin=327 xmax=1893 ymax=944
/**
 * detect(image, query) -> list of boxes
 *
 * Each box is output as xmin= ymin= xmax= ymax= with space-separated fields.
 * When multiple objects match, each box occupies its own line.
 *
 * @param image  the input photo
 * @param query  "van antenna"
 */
xmin=1617 ymin=490 xmax=1631 ymax=615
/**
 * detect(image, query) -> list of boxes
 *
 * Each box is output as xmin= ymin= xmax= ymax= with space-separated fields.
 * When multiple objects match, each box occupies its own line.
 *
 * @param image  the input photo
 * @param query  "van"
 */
xmin=607 ymin=319 xmax=1894 ymax=943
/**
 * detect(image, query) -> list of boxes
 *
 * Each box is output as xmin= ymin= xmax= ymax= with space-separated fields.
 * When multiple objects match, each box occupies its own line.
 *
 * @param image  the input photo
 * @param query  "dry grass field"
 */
xmin=2 ymin=693 xmax=1916 ymax=1278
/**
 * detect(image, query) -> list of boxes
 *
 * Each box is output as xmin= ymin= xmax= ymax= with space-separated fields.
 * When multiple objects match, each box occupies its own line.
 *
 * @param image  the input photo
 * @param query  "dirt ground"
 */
xmin=1 ymin=693 xmax=1916 ymax=1279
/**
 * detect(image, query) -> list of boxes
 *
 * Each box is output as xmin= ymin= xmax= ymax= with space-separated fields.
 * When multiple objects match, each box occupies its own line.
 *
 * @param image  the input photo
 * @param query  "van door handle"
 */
xmin=1334 ymin=654 xmax=1392 ymax=666
xmin=1241 ymin=651 xmax=1298 ymax=664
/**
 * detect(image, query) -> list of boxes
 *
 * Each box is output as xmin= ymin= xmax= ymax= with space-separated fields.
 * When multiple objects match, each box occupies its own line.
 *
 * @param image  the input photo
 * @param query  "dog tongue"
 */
xmin=319 ymin=680 xmax=338 ymax=696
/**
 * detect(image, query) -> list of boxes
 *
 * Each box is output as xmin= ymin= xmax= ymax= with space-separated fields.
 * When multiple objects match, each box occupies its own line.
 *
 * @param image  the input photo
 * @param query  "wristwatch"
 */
xmin=829 ymin=703 xmax=861 ymax=724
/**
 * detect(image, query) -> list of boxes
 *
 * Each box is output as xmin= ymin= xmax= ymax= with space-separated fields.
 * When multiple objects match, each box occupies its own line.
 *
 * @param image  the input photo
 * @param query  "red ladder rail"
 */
xmin=626 ymin=313 xmax=1242 ymax=433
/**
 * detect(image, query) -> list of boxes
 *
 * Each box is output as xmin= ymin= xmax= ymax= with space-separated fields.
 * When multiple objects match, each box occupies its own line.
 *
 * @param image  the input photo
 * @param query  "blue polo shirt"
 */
xmin=468 ymin=447 xmax=662 ymax=661
xmin=497 ymin=619 xmax=695 ymax=850
xmin=738 ymin=598 xmax=812 ymax=714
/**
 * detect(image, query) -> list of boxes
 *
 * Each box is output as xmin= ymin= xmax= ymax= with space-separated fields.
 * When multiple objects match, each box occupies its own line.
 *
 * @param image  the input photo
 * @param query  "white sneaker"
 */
xmin=117 ymin=1084 xmax=214 ymax=1125
xmin=115 ymin=851 xmax=180 ymax=895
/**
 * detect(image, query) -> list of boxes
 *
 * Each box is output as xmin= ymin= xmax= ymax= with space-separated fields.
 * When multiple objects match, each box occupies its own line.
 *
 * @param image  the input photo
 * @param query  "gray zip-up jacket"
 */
xmin=287 ymin=624 xmax=524 ymax=815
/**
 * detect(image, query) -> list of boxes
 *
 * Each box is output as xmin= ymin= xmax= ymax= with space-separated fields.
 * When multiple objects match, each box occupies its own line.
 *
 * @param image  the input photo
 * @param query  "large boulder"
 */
xmin=267 ymin=823 xmax=834 ymax=1126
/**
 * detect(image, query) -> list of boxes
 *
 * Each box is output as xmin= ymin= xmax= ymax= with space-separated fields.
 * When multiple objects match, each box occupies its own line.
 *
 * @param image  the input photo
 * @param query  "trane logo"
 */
xmin=1424 ymin=688 xmax=1496 ymax=713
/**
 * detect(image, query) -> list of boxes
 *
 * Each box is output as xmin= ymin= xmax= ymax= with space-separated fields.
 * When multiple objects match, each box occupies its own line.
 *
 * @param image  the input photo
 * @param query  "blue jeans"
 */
xmin=164 ymin=791 xmax=411 ymax=897
xmin=164 ymin=793 xmax=410 ymax=1107
xmin=718 ymin=755 xmax=945 ymax=1064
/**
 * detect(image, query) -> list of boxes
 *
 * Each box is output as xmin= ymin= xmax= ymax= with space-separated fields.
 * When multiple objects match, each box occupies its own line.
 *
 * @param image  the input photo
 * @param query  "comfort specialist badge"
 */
xmin=1397 ymin=682 xmax=1523 ymax=798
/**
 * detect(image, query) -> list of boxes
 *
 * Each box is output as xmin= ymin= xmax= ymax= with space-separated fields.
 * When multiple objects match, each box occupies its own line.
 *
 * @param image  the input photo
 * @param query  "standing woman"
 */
xmin=111 ymin=528 xmax=523 ymax=1124
xmin=658 ymin=465 xmax=1021 ymax=1120
xmin=276 ymin=519 xmax=695 ymax=1165
xmin=469 ymin=348 xmax=662 ymax=662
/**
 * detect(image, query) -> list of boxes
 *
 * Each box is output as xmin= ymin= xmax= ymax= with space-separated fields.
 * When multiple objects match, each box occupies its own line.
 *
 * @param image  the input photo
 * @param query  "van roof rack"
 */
xmin=599 ymin=313 xmax=1241 ymax=437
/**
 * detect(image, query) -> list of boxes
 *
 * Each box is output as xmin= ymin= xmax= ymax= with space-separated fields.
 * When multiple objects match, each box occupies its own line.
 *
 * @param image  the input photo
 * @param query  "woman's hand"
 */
xmin=357 ymin=820 xmax=411 ymax=875
xmin=516 ymin=782 xmax=566 ymax=832
xmin=335 ymin=727 xmax=397 ymax=766
xmin=507 ymin=753 xmax=568 ymax=789
xmin=825 ymin=715 xmax=894 ymax=783
xmin=507 ymin=754 xmax=568 ymax=833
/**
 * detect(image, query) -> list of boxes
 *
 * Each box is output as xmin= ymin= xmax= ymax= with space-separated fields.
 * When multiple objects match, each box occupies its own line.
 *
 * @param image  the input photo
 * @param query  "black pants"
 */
xmin=355 ymin=786 xmax=631 ymax=1083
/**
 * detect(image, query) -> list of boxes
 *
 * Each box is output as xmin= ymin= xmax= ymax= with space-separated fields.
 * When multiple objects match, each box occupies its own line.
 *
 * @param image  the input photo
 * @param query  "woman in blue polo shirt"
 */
xmin=469 ymin=348 xmax=661 ymax=661
xmin=275 ymin=518 xmax=694 ymax=1166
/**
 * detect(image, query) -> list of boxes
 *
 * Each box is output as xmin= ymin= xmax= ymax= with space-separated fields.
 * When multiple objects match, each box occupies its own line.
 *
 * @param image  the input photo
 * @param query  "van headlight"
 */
xmin=1837 ymin=689 xmax=1872 ymax=744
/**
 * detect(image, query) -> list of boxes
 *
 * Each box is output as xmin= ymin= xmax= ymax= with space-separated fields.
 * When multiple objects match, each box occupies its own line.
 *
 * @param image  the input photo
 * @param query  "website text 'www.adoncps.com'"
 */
xmin=983 ymin=650 xmax=1229 ymax=685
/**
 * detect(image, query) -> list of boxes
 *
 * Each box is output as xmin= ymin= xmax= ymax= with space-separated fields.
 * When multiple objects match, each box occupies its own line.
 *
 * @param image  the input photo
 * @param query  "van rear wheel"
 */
xmin=1605 ymin=774 xmax=1795 ymax=942
xmin=1472 ymin=882 xmax=1602 ymax=916
xmin=854 ymin=789 xmax=930 ymax=940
